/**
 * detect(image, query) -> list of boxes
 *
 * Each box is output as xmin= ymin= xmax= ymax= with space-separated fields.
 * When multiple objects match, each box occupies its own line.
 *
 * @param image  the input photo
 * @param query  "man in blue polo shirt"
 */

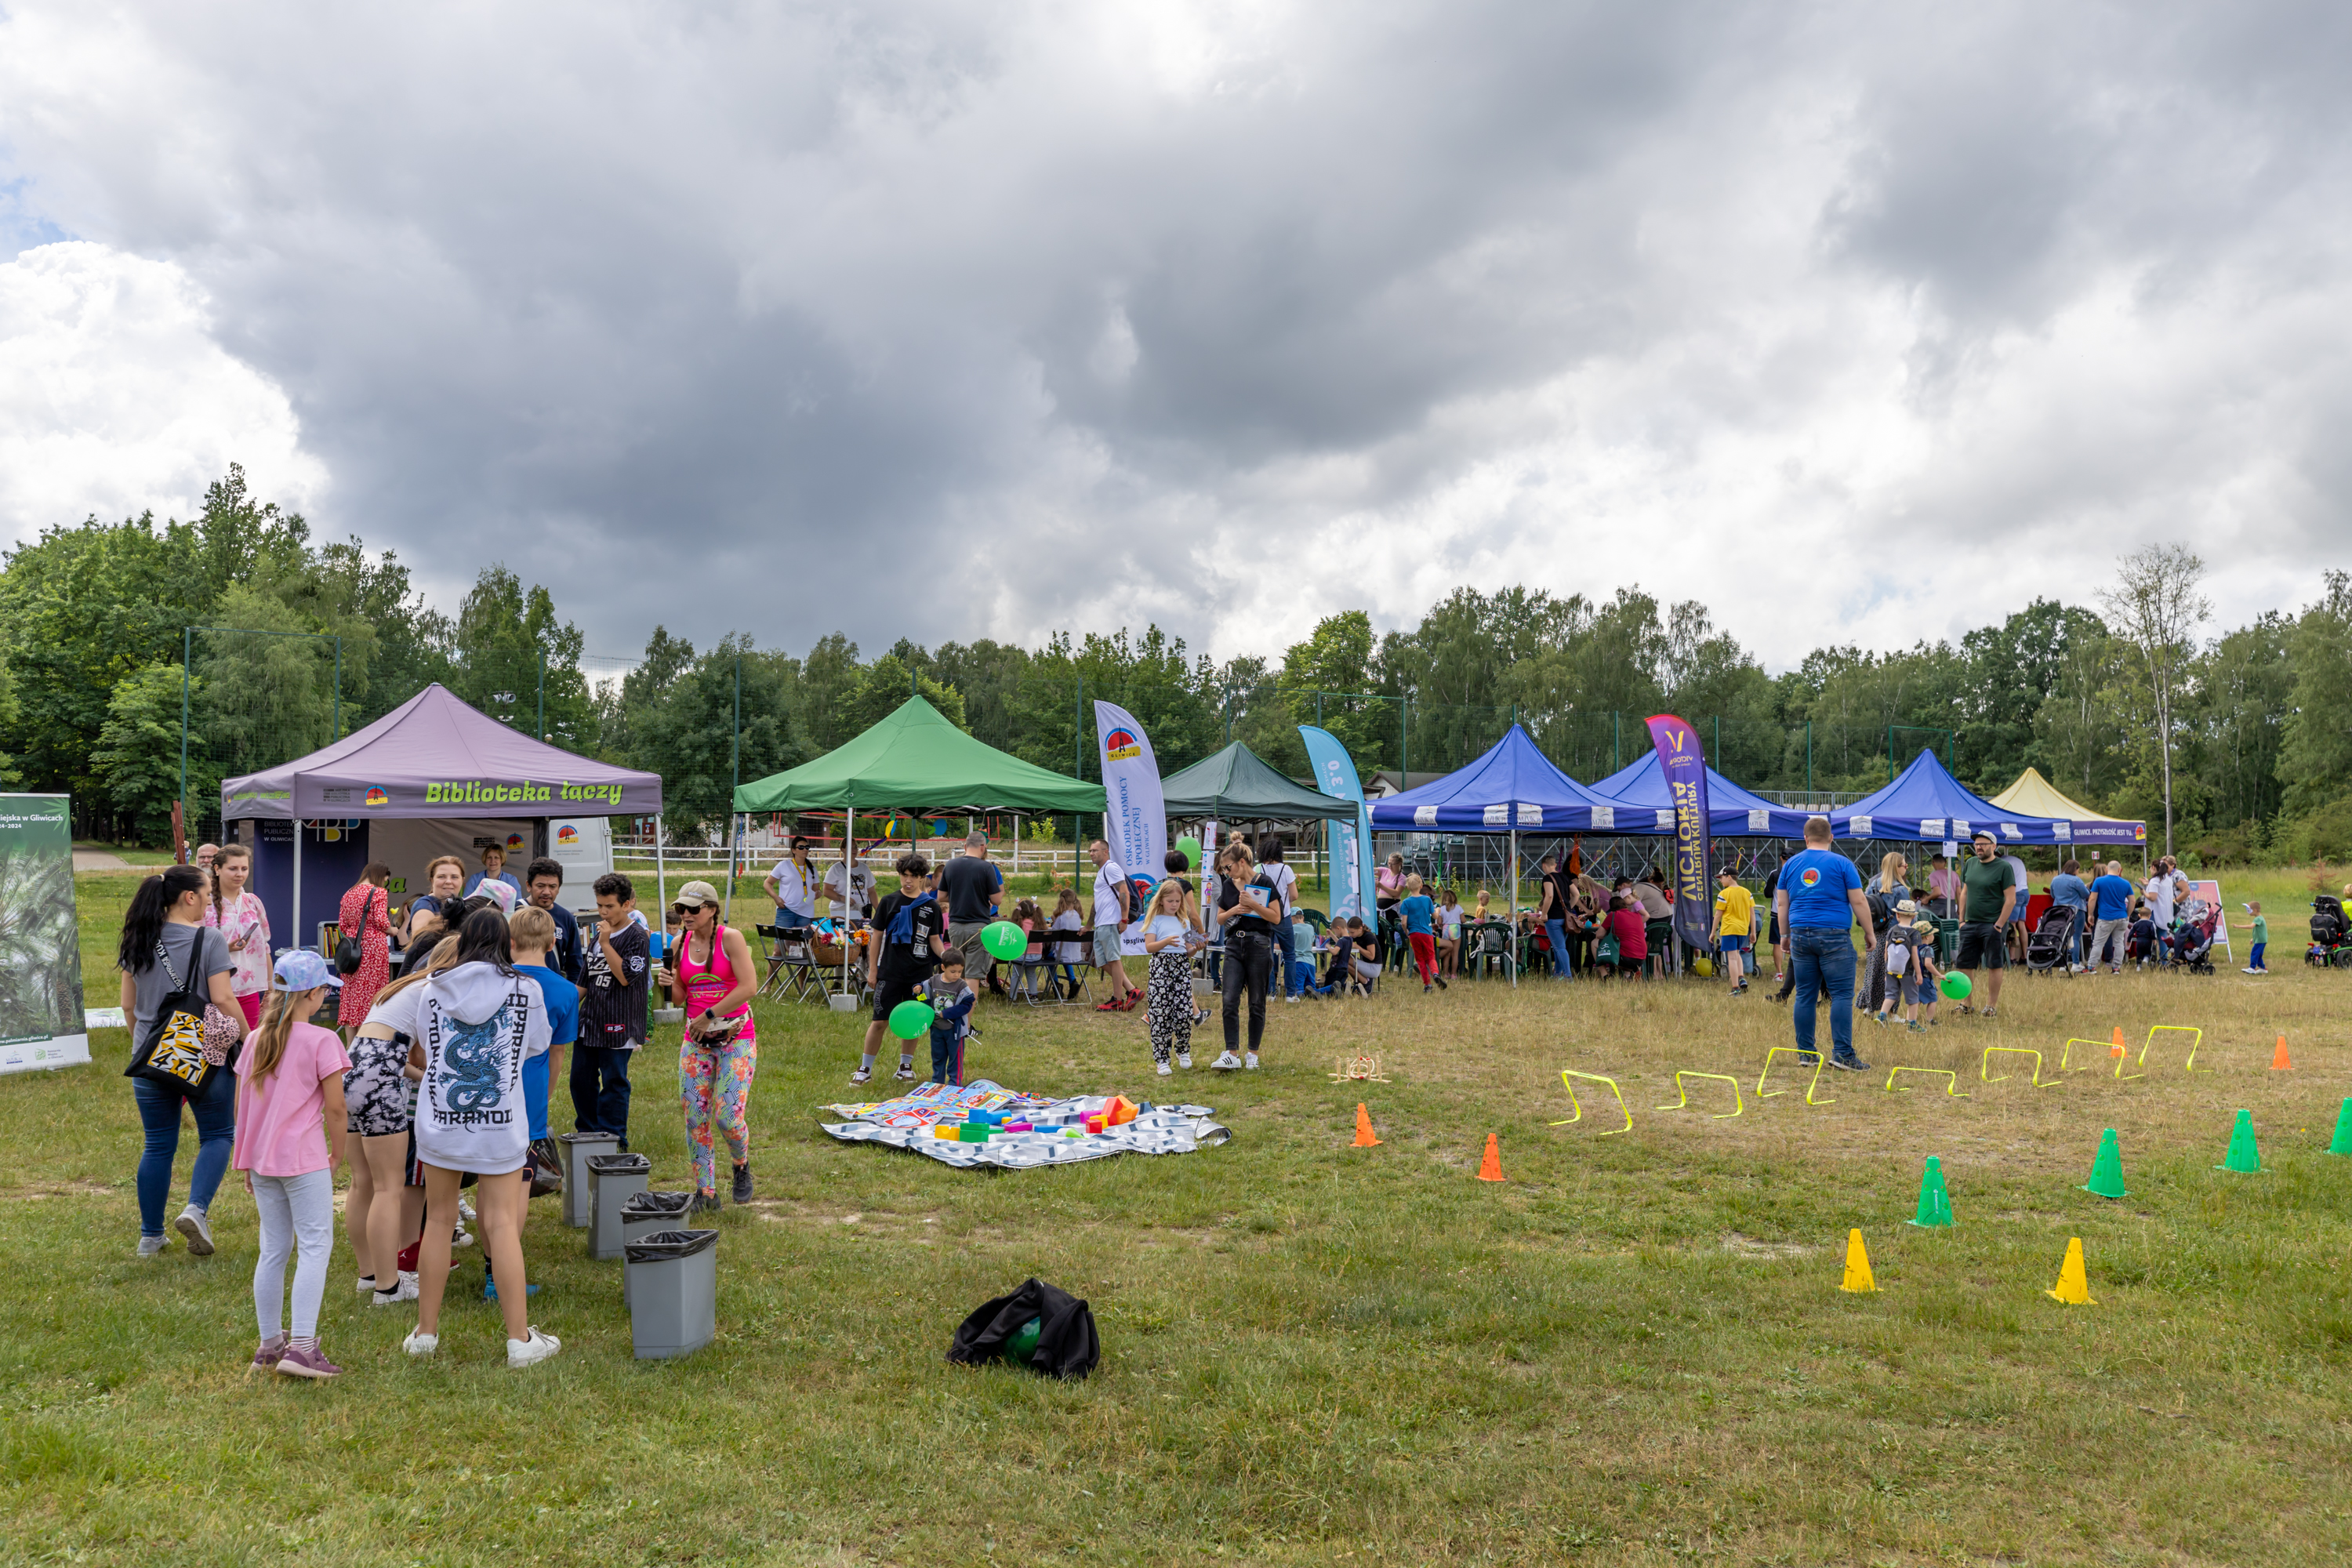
xmin=1770 ymin=816 xmax=1877 ymax=1071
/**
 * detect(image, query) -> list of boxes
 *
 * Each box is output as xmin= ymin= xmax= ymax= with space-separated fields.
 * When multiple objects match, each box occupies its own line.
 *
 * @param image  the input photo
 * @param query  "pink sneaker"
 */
xmin=249 ymin=1334 xmax=288 ymax=1372
xmin=274 ymin=1343 xmax=343 ymax=1379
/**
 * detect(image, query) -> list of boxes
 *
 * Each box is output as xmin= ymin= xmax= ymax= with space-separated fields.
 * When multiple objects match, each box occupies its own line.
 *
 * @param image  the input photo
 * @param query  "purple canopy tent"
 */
xmin=220 ymin=684 xmax=665 ymax=956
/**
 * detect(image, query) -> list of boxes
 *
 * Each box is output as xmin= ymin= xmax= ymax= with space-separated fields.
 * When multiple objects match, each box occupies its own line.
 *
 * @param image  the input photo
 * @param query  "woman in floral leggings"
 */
xmin=656 ymin=882 xmax=760 ymax=1214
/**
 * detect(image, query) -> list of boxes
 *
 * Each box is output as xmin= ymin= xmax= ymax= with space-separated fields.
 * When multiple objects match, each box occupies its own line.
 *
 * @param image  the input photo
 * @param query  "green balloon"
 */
xmin=1174 ymin=836 xmax=1203 ymax=868
xmin=1939 ymin=971 xmax=1972 ymax=1001
xmin=887 ymin=1000 xmax=936 ymax=1040
xmin=1004 ymin=1316 xmax=1042 ymax=1363
xmin=982 ymin=920 xmax=1028 ymax=961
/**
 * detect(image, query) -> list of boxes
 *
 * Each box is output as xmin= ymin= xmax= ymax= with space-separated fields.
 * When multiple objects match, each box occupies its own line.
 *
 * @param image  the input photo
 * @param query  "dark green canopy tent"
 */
xmin=1160 ymin=742 xmax=1358 ymax=822
xmin=732 ymin=696 xmax=1105 ymax=815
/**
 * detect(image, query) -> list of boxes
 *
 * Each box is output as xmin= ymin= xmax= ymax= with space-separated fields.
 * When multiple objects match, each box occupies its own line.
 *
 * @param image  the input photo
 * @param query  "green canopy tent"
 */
xmin=1160 ymin=742 xmax=1359 ymax=822
xmin=731 ymin=697 xmax=1106 ymax=996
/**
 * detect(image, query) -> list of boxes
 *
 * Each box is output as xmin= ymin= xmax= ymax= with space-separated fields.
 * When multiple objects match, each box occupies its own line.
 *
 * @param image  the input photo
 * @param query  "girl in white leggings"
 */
xmin=232 ymin=950 xmax=352 ymax=1378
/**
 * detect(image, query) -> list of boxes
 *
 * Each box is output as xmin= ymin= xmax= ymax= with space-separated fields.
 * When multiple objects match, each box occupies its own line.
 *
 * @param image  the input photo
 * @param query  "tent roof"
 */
xmin=222 ymin=682 xmax=661 ymax=821
xmin=1367 ymin=724 xmax=1658 ymax=833
xmin=1589 ymin=750 xmax=1815 ymax=838
xmin=1988 ymin=767 xmax=2129 ymax=823
xmin=733 ymin=696 xmax=1106 ymax=815
xmin=1160 ymin=742 xmax=1359 ymax=821
xmin=1830 ymin=750 xmax=2144 ymax=848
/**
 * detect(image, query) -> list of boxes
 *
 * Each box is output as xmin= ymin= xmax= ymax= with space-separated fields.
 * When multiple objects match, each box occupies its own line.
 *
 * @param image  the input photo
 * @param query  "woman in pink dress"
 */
xmin=205 ymin=844 xmax=274 ymax=1028
xmin=336 ymin=863 xmax=394 ymax=1029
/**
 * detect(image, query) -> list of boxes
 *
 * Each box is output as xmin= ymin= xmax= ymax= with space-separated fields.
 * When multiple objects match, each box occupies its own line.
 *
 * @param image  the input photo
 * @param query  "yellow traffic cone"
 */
xmin=2046 ymin=1236 xmax=2096 ymax=1305
xmin=1840 ymin=1229 xmax=1877 ymax=1293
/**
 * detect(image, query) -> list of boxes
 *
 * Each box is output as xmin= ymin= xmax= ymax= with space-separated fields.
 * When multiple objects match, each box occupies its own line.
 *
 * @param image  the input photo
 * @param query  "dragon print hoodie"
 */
xmin=414 ymin=961 xmax=552 ymax=1175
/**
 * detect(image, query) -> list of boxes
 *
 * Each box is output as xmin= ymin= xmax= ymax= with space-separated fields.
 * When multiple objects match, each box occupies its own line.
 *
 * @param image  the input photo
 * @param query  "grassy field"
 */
xmin=5 ymin=864 xmax=2350 ymax=1565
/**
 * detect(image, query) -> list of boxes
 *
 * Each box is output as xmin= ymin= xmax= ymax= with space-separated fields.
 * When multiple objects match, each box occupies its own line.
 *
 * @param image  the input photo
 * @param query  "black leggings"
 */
xmin=1221 ymin=931 xmax=1274 ymax=1053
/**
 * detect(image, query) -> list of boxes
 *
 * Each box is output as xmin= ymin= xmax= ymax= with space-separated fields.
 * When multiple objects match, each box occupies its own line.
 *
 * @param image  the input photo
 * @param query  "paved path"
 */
xmin=71 ymin=850 xmax=131 ymax=871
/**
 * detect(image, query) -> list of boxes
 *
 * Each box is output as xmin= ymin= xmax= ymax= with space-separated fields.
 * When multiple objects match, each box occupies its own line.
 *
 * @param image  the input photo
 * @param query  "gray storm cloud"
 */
xmin=1 ymin=0 xmax=2347 ymax=664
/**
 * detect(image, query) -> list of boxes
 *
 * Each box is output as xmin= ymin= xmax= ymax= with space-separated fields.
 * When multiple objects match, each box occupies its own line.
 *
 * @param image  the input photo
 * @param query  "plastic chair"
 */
xmin=755 ymin=924 xmax=828 ymax=1004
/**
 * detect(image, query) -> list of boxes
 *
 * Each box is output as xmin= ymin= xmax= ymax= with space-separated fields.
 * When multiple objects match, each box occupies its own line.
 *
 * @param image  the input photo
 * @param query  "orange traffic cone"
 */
xmin=2110 ymin=1026 xmax=2127 ymax=1058
xmin=1353 ymin=1104 xmax=1381 ymax=1147
xmin=2272 ymin=1035 xmax=2293 ymax=1071
xmin=1475 ymin=1133 xmax=1504 ymax=1181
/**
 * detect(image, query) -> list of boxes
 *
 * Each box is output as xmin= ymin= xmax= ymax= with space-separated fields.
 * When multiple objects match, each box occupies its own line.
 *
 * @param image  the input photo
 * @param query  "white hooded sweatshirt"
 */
xmin=414 ymin=961 xmax=550 ymax=1175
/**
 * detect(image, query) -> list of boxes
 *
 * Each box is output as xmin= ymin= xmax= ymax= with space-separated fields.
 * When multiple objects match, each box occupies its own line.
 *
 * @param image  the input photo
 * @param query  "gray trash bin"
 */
xmin=557 ymin=1131 xmax=619 ymax=1228
xmin=619 ymin=1192 xmax=695 ymax=1307
xmin=626 ymin=1229 xmax=718 ymax=1359
xmin=586 ymin=1152 xmax=652 ymax=1260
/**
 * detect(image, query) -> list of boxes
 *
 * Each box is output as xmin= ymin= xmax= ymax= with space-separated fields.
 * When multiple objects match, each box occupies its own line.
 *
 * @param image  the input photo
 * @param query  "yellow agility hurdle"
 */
xmin=1549 ymin=1070 xmax=1633 ymax=1135
xmin=1657 ymin=1070 xmax=1744 ymax=1118
xmin=1756 ymin=1046 xmax=1835 ymax=1105
xmin=1885 ymin=1066 xmax=1969 ymax=1098
xmin=2059 ymin=1038 xmax=2111 ymax=1072
xmin=1981 ymin=1046 xmax=2060 ymax=1089
xmin=2117 ymin=1024 xmax=2205 ymax=1080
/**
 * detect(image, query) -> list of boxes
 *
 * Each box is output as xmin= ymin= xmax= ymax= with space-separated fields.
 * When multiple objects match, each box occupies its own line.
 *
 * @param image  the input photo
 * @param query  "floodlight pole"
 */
xmin=180 ymin=628 xmax=191 ymax=851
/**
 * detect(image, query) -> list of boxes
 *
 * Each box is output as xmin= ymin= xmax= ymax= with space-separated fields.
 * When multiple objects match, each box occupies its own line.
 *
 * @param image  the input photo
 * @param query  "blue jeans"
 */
xmin=1544 ymin=919 xmax=1571 ymax=978
xmin=133 ymin=1067 xmax=237 ymax=1236
xmin=570 ymin=1044 xmax=633 ymax=1147
xmin=2249 ymin=942 xmax=2267 ymax=971
xmin=1788 ymin=927 xmax=1857 ymax=1062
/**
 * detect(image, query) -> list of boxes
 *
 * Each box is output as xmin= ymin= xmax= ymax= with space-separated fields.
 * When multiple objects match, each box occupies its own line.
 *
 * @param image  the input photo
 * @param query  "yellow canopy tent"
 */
xmin=1987 ymin=767 xmax=2129 ymax=824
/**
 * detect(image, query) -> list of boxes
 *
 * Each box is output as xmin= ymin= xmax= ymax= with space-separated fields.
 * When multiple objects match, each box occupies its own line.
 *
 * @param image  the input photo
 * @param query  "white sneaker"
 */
xmin=1177 ymin=1051 xmax=1193 ymax=1069
xmin=452 ymin=1225 xmax=475 ymax=1250
xmin=893 ymin=1065 xmax=916 ymax=1082
xmin=402 ymin=1329 xmax=438 ymax=1356
xmin=849 ymin=1067 xmax=873 ymax=1085
xmin=1210 ymin=1051 xmax=1242 ymax=1070
xmin=1244 ymin=1052 xmax=1260 ymax=1070
xmin=1156 ymin=1062 xmax=1174 ymax=1076
xmin=507 ymin=1327 xmax=562 ymax=1368
xmin=173 ymin=1206 xmax=214 ymax=1257
xmin=397 ymin=1269 xmax=420 ymax=1298
xmin=136 ymin=1233 xmax=170 ymax=1258
xmin=1282 ymin=993 xmax=1300 ymax=1004
xmin=357 ymin=1276 xmax=382 ymax=1295
xmin=458 ymin=1198 xmax=477 ymax=1224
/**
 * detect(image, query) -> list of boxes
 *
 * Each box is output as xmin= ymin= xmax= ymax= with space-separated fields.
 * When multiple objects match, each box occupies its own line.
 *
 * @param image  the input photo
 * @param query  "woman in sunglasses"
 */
xmin=652 ymin=881 xmax=759 ymax=1214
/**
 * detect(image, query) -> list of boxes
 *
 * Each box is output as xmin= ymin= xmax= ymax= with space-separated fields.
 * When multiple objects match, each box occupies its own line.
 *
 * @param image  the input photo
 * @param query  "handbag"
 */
xmin=1596 ymin=932 xmax=1621 ymax=964
xmin=125 ymin=936 xmax=225 ymax=1094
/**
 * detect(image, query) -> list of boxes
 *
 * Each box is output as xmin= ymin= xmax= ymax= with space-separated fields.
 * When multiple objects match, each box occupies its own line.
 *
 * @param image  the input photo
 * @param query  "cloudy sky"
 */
xmin=2 ymin=1 xmax=2346 ymax=668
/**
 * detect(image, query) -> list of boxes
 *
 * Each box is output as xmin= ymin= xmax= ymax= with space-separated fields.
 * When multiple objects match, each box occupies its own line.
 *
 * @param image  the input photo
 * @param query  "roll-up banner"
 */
xmin=1094 ymin=702 xmax=1167 ymax=952
xmin=1298 ymin=726 xmax=1374 ymax=923
xmin=0 ymin=795 xmax=89 ymax=1076
xmin=1645 ymin=716 xmax=1715 ymax=957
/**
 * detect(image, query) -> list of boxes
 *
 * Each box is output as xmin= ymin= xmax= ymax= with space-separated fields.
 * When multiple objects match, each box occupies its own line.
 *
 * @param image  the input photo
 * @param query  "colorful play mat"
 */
xmin=820 ymin=1080 xmax=1232 ymax=1170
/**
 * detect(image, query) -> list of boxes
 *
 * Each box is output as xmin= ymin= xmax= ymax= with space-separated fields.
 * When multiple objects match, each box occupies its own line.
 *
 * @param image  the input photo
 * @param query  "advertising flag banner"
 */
xmin=1094 ymin=702 xmax=1167 ymax=949
xmin=0 ymin=795 xmax=89 ymax=1076
xmin=1644 ymin=716 xmax=1715 ymax=956
xmin=1299 ymin=726 xmax=1374 ymax=923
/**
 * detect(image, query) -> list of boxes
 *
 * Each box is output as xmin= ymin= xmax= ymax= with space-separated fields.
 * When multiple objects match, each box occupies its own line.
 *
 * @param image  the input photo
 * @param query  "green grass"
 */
xmin=6 ymin=866 xmax=2350 ymax=1564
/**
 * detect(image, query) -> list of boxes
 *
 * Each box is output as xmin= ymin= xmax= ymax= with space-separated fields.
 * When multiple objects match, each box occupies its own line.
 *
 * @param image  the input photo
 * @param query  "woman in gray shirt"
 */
xmin=118 ymin=865 xmax=241 ymax=1258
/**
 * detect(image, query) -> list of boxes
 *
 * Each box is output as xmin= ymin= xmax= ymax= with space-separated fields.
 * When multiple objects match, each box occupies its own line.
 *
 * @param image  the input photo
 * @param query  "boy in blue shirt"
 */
xmin=500 ymin=904 xmax=579 ymax=1304
xmin=1399 ymin=873 xmax=1445 ymax=991
xmin=1769 ymin=818 xmax=1875 ymax=1072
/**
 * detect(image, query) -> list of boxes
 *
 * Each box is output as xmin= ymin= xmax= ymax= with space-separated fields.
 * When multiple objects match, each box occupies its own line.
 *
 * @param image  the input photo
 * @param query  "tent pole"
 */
xmin=724 ymin=811 xmax=740 ymax=923
xmin=293 ymin=821 xmax=304 ymax=953
xmin=1508 ymin=828 xmax=1518 ymax=988
xmin=655 ymin=815 xmax=668 ymax=931
xmin=844 ymin=807 xmax=855 ymax=1000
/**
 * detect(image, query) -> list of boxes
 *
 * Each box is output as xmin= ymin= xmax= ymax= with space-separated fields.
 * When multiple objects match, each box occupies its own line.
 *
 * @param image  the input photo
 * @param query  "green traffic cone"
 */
xmin=2328 ymin=1098 xmax=2352 ymax=1158
xmin=1907 ymin=1155 xmax=1954 ymax=1228
xmin=2216 ymin=1109 xmax=2262 ymax=1174
xmin=2084 ymin=1128 xmax=2129 ymax=1199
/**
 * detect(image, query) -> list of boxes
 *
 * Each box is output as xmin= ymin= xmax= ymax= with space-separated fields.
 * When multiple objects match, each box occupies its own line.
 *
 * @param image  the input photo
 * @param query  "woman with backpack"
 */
xmin=336 ymin=862 xmax=395 ymax=1031
xmin=118 ymin=866 xmax=243 ymax=1258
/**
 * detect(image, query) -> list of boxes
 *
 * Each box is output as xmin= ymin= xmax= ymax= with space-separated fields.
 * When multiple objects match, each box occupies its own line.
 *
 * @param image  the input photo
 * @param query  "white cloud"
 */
xmin=0 ymin=0 xmax=2345 ymax=665
xmin=0 ymin=241 xmax=325 ymax=541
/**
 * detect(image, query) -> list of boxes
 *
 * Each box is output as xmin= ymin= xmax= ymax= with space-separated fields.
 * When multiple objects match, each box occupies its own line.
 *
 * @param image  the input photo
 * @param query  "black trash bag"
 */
xmin=946 ymin=1278 xmax=1099 ymax=1380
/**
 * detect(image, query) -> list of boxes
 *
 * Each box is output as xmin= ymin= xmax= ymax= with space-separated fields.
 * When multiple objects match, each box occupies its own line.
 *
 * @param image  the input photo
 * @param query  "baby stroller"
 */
xmin=2308 ymin=895 xmax=2352 ymax=967
xmin=2165 ymin=902 xmax=2218 ymax=975
xmin=2024 ymin=903 xmax=2079 ymax=976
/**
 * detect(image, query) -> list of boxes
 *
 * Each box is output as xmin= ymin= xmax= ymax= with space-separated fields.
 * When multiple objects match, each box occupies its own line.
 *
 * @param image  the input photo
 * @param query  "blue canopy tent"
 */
xmin=1830 ymin=750 xmax=2115 ymax=848
xmin=1369 ymin=725 xmax=1654 ymax=982
xmin=1590 ymin=751 xmax=1817 ymax=840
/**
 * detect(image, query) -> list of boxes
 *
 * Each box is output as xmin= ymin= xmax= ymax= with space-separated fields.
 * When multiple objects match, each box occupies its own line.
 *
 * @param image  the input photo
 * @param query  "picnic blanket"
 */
xmin=820 ymin=1079 xmax=1232 ymax=1170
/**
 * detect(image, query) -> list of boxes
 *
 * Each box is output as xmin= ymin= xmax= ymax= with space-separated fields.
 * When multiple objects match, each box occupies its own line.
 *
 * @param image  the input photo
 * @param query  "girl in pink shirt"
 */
xmin=232 ymin=950 xmax=351 ymax=1379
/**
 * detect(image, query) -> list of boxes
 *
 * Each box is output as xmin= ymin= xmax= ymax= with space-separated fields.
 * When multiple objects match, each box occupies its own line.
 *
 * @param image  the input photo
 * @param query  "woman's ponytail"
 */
xmin=117 ymin=865 xmax=206 ymax=974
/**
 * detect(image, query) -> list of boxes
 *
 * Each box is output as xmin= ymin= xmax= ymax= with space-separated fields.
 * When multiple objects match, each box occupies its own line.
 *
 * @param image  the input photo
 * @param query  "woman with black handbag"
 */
xmin=336 ymin=862 xmax=394 ymax=1033
xmin=118 ymin=866 xmax=244 ymax=1258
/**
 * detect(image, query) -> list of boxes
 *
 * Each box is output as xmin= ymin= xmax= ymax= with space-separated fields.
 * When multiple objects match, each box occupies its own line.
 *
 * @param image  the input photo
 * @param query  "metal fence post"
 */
xmin=180 ymin=627 xmax=191 ymax=844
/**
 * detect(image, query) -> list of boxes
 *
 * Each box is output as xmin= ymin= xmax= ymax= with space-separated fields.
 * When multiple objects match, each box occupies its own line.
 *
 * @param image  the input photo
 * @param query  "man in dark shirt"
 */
xmin=854 ymin=852 xmax=949 ymax=1086
xmin=1535 ymin=853 xmax=1576 ymax=980
xmin=937 ymin=831 xmax=1005 ymax=995
xmin=524 ymin=857 xmax=583 ymax=982
xmin=572 ymin=872 xmax=648 ymax=1146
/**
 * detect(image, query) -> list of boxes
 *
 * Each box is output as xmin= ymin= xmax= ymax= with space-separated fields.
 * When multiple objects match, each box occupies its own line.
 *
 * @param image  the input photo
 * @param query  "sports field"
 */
xmin=5 ymin=866 xmax=2349 ymax=1565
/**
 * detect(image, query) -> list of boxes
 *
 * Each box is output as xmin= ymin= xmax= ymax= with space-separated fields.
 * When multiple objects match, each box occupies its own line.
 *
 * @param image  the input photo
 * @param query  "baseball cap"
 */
xmin=274 ymin=949 xmax=343 ymax=991
xmin=1972 ymin=829 xmax=1995 ymax=844
xmin=673 ymin=880 xmax=721 ymax=909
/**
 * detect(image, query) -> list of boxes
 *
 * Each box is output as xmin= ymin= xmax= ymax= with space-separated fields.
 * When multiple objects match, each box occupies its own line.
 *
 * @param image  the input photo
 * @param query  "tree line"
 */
xmin=5 ymin=469 xmax=2347 ymax=865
